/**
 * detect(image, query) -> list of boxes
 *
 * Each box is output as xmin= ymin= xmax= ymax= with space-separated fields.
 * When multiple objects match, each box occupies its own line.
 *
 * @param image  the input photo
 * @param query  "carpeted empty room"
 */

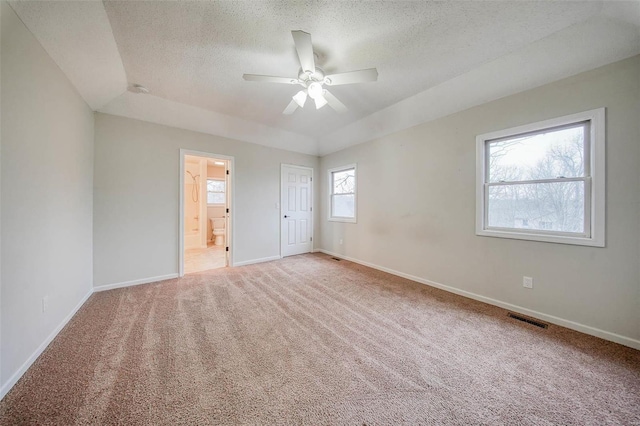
xmin=1 ymin=254 xmax=638 ymax=424
xmin=3 ymin=1 xmax=640 ymax=424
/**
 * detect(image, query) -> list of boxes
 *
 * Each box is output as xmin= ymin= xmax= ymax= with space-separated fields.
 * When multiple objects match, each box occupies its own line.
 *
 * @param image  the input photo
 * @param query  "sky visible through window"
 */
xmin=332 ymin=168 xmax=355 ymax=218
xmin=207 ymin=179 xmax=225 ymax=204
xmin=487 ymin=124 xmax=586 ymax=234
xmin=489 ymin=125 xmax=585 ymax=181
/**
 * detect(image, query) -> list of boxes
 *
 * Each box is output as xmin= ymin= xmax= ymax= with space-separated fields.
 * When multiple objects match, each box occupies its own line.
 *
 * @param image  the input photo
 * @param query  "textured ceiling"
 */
xmin=8 ymin=0 xmax=127 ymax=110
xmin=102 ymin=0 xmax=602 ymax=136
xmin=8 ymin=1 xmax=640 ymax=155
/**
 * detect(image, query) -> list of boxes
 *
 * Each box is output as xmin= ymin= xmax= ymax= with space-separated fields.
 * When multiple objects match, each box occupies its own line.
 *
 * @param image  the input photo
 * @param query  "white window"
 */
xmin=476 ymin=108 xmax=605 ymax=247
xmin=329 ymin=164 xmax=357 ymax=222
xmin=207 ymin=179 xmax=225 ymax=205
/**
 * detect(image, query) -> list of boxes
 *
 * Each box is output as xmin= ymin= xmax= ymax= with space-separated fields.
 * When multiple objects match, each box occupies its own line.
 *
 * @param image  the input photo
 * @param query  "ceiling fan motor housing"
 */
xmin=298 ymin=67 xmax=326 ymax=84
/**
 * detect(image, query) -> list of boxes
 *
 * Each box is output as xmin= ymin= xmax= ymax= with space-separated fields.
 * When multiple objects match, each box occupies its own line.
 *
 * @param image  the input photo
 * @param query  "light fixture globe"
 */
xmin=307 ymin=82 xmax=324 ymax=100
xmin=292 ymin=90 xmax=307 ymax=107
xmin=314 ymin=93 xmax=328 ymax=109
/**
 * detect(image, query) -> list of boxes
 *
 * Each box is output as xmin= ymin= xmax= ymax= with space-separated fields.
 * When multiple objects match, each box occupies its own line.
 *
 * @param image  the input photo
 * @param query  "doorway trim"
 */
xmin=280 ymin=164 xmax=314 ymax=258
xmin=179 ymin=149 xmax=236 ymax=276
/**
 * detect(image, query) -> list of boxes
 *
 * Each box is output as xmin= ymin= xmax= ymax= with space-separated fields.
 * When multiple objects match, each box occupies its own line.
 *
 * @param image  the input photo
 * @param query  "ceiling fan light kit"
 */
xmin=314 ymin=94 xmax=328 ymax=110
xmin=293 ymin=90 xmax=307 ymax=108
xmin=307 ymin=81 xmax=323 ymax=99
xmin=243 ymin=30 xmax=378 ymax=115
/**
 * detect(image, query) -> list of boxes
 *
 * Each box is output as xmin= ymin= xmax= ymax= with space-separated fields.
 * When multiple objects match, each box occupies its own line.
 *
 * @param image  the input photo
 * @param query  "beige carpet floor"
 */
xmin=1 ymin=253 xmax=639 ymax=425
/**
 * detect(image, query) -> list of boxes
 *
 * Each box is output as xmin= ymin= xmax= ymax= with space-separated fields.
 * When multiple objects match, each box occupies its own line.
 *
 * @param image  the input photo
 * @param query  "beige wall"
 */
xmin=207 ymin=164 xmax=225 ymax=179
xmin=93 ymin=113 xmax=319 ymax=286
xmin=1 ymin=1 xmax=94 ymax=387
xmin=319 ymin=56 xmax=640 ymax=345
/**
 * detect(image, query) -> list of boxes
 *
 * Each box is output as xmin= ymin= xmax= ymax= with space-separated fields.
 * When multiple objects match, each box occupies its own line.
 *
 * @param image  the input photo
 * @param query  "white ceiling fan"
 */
xmin=243 ymin=30 xmax=378 ymax=115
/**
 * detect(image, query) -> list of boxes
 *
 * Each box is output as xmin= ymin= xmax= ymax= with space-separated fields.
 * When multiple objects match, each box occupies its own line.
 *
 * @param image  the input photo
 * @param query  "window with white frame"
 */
xmin=329 ymin=164 xmax=356 ymax=222
xmin=207 ymin=179 xmax=225 ymax=205
xmin=476 ymin=108 xmax=605 ymax=247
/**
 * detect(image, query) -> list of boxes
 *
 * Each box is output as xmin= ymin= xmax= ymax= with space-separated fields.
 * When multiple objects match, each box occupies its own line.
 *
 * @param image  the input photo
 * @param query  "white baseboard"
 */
xmin=93 ymin=273 xmax=179 ymax=292
xmin=0 ymin=288 xmax=94 ymax=400
xmin=317 ymin=249 xmax=640 ymax=351
xmin=233 ymin=255 xmax=282 ymax=267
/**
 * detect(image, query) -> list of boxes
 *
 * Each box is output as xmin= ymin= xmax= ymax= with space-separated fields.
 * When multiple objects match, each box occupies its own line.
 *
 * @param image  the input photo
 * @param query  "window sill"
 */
xmin=476 ymin=228 xmax=604 ymax=247
xmin=329 ymin=217 xmax=357 ymax=224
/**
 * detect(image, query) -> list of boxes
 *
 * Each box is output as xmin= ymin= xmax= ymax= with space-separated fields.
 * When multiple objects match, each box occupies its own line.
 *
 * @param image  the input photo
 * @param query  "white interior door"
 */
xmin=281 ymin=165 xmax=313 ymax=257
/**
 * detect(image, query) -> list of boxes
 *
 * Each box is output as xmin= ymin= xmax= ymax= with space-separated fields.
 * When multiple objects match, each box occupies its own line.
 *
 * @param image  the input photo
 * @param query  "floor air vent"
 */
xmin=331 ymin=257 xmax=341 ymax=261
xmin=507 ymin=312 xmax=548 ymax=329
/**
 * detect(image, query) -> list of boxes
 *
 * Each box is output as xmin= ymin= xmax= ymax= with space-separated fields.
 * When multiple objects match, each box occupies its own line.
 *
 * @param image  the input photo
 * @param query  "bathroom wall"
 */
xmin=206 ymin=164 xmax=226 ymax=241
xmin=1 ymin=1 xmax=94 ymax=392
xmin=184 ymin=160 xmax=200 ymax=235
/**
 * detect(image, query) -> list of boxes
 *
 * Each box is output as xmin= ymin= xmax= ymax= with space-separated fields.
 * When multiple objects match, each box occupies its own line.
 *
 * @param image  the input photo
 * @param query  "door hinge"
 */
xmin=226 ymin=247 xmax=229 ymax=252
xmin=310 ymin=237 xmax=312 ymax=242
xmin=226 ymin=170 xmax=229 ymax=175
xmin=310 ymin=177 xmax=312 ymax=181
xmin=226 ymin=208 xmax=229 ymax=213
xmin=310 ymin=207 xmax=312 ymax=212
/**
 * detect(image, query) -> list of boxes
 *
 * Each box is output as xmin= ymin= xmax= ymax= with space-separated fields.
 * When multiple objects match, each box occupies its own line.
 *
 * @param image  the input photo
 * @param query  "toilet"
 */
xmin=211 ymin=218 xmax=225 ymax=246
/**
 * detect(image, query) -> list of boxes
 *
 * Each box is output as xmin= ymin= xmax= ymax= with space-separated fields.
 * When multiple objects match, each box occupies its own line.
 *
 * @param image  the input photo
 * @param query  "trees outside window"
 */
xmin=329 ymin=165 xmax=356 ymax=222
xmin=476 ymin=108 xmax=605 ymax=247
xmin=207 ymin=179 xmax=225 ymax=205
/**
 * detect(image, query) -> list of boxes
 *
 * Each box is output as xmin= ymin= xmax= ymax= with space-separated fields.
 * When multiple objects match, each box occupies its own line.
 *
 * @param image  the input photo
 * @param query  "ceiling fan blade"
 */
xmin=324 ymin=68 xmax=378 ymax=86
xmin=243 ymin=74 xmax=298 ymax=84
xmin=283 ymin=99 xmax=299 ymax=115
xmin=323 ymin=90 xmax=348 ymax=113
xmin=291 ymin=30 xmax=315 ymax=74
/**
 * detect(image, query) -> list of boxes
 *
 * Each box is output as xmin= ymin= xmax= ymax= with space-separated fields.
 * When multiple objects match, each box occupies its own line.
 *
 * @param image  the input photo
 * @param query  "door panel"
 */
xmin=281 ymin=165 xmax=313 ymax=257
xmin=288 ymin=187 xmax=296 ymax=211
xmin=300 ymin=188 xmax=309 ymax=211
xmin=300 ymin=219 xmax=308 ymax=242
xmin=287 ymin=220 xmax=296 ymax=245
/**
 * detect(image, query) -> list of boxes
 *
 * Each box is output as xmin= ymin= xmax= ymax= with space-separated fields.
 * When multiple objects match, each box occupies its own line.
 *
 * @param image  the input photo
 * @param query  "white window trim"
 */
xmin=328 ymin=164 xmax=357 ymax=223
xmin=207 ymin=178 xmax=225 ymax=206
xmin=475 ymin=108 xmax=605 ymax=247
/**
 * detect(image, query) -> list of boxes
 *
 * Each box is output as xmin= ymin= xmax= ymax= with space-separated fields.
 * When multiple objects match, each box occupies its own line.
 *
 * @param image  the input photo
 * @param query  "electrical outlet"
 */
xmin=339 ymin=239 xmax=343 ymax=245
xmin=523 ymin=276 xmax=533 ymax=289
xmin=42 ymin=296 xmax=49 ymax=313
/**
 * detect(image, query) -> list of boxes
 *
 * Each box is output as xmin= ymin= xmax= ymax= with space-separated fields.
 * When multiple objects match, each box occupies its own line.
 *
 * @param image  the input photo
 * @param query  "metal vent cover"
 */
xmin=508 ymin=312 xmax=548 ymax=329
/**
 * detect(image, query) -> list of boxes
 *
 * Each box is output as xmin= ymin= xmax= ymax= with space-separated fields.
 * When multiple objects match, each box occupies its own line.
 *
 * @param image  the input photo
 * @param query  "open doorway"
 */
xmin=179 ymin=150 xmax=234 ymax=275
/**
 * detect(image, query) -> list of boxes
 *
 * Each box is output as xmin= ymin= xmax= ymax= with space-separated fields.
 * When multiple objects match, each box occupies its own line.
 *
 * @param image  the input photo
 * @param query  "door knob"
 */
xmin=284 ymin=215 xmax=289 ymax=218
